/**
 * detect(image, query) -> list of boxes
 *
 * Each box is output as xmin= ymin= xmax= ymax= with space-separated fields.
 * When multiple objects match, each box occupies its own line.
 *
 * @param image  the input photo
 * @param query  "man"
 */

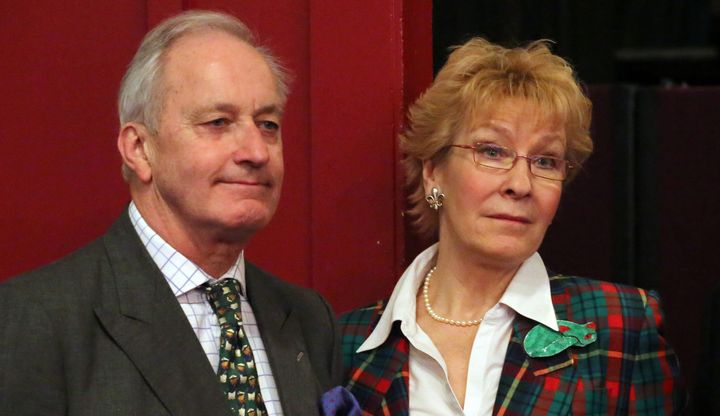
xmin=0 ymin=10 xmax=341 ymax=416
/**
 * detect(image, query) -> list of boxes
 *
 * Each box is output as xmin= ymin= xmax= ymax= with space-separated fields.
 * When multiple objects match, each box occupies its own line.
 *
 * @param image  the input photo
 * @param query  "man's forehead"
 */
xmin=163 ymin=29 xmax=258 ymax=66
xmin=158 ymin=30 xmax=283 ymax=107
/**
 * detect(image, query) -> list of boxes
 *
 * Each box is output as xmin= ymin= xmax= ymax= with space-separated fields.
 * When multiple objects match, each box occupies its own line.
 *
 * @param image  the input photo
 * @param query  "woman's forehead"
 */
xmin=461 ymin=97 xmax=566 ymax=137
xmin=468 ymin=95 xmax=562 ymax=120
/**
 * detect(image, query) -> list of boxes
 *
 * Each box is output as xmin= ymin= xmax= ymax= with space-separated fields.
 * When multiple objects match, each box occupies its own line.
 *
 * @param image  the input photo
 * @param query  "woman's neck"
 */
xmin=424 ymin=241 xmax=523 ymax=320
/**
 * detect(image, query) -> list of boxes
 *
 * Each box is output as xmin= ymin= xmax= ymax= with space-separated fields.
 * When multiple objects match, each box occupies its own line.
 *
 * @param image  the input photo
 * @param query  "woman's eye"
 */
xmin=533 ymin=156 xmax=559 ymax=170
xmin=476 ymin=144 xmax=508 ymax=159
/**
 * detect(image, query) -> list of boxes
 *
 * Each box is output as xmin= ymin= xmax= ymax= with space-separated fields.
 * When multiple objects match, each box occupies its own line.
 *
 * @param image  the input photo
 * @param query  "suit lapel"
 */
xmin=494 ymin=306 xmax=577 ymax=415
xmin=245 ymin=266 xmax=320 ymax=416
xmin=94 ymin=213 xmax=230 ymax=416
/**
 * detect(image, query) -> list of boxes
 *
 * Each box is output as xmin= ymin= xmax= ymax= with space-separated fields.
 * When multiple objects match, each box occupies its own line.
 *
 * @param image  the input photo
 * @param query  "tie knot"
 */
xmin=204 ymin=279 xmax=242 ymax=314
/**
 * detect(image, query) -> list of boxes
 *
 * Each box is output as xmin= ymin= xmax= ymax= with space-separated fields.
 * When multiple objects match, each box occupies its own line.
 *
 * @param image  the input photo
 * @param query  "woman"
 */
xmin=340 ymin=38 xmax=684 ymax=415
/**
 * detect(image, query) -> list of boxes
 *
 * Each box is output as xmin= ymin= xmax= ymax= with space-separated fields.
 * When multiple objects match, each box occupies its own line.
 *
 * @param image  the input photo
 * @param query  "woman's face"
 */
xmin=424 ymin=98 xmax=565 ymax=268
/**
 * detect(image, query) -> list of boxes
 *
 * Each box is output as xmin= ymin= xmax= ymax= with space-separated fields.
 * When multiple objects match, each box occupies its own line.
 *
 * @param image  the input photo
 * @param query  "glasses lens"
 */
xmin=529 ymin=156 xmax=567 ymax=180
xmin=473 ymin=144 xmax=515 ymax=169
xmin=465 ymin=143 xmax=570 ymax=181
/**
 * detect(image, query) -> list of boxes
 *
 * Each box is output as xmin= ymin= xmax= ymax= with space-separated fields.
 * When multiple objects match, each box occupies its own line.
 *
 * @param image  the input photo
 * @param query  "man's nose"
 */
xmin=232 ymin=123 xmax=270 ymax=166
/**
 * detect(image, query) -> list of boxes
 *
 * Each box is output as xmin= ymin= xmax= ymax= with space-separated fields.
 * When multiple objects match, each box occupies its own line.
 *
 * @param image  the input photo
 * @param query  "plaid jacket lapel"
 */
xmin=342 ymin=302 xmax=410 ymax=416
xmin=347 ymin=327 xmax=410 ymax=416
xmin=493 ymin=303 xmax=578 ymax=415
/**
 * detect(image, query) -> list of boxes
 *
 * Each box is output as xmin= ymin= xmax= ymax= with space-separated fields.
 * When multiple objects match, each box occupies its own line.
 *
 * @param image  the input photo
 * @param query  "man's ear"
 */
xmin=117 ymin=123 xmax=154 ymax=183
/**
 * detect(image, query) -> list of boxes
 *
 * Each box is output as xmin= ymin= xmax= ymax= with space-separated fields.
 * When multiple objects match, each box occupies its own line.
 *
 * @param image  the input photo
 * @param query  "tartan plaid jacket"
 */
xmin=340 ymin=275 xmax=685 ymax=415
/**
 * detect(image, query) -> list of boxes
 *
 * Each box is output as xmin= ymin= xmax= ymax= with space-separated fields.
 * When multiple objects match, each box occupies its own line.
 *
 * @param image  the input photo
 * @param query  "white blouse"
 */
xmin=357 ymin=243 xmax=558 ymax=415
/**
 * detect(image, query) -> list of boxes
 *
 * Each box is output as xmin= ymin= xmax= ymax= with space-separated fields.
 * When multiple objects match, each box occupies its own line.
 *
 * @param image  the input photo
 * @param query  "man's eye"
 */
xmin=257 ymin=120 xmax=280 ymax=132
xmin=205 ymin=118 xmax=229 ymax=127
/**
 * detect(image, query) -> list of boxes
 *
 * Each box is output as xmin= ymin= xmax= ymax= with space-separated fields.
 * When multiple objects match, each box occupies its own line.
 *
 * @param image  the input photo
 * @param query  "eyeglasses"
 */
xmin=447 ymin=143 xmax=575 ymax=181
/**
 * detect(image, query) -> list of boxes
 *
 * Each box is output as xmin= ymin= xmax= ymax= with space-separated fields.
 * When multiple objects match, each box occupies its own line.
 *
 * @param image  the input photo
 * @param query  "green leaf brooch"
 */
xmin=523 ymin=320 xmax=597 ymax=358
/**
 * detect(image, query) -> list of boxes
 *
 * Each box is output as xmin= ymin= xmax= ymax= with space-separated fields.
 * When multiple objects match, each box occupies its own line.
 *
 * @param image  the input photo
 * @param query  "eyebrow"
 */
xmin=473 ymin=124 xmax=564 ymax=146
xmin=188 ymin=102 xmax=284 ymax=120
xmin=187 ymin=103 xmax=237 ymax=120
xmin=253 ymin=104 xmax=283 ymax=118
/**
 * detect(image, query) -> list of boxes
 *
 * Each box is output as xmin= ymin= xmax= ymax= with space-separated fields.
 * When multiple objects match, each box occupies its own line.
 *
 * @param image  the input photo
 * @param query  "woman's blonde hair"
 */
xmin=401 ymin=38 xmax=593 ymax=239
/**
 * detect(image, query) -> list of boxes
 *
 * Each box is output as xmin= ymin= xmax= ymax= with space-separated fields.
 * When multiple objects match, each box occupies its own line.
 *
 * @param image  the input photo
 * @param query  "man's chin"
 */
xmin=191 ymin=202 xmax=277 ymax=243
xmin=217 ymin=212 xmax=273 ymax=240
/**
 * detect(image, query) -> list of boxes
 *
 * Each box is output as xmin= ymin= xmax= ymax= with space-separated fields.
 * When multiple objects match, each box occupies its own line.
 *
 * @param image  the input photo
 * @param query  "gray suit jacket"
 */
xmin=0 ymin=211 xmax=342 ymax=415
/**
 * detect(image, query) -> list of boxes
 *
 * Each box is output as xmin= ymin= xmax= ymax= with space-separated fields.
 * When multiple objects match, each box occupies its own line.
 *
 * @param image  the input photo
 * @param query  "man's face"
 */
xmin=145 ymin=31 xmax=284 ymax=242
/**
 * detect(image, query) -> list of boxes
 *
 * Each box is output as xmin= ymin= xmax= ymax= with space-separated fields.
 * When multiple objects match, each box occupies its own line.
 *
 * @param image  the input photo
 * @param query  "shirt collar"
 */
xmin=128 ymin=202 xmax=246 ymax=296
xmin=357 ymin=244 xmax=437 ymax=352
xmin=498 ymin=252 xmax=558 ymax=331
xmin=357 ymin=243 xmax=557 ymax=353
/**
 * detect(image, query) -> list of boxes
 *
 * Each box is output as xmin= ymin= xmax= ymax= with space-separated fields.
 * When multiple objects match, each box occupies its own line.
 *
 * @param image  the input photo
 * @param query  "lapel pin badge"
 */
xmin=523 ymin=319 xmax=597 ymax=358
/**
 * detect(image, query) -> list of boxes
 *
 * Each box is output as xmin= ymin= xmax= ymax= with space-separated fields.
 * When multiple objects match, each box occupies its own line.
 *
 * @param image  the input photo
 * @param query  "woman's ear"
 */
xmin=117 ymin=123 xmax=154 ymax=183
xmin=422 ymin=158 xmax=439 ymax=195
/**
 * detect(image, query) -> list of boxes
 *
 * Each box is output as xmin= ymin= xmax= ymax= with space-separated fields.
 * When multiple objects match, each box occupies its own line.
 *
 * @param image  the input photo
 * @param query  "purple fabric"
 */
xmin=319 ymin=386 xmax=361 ymax=416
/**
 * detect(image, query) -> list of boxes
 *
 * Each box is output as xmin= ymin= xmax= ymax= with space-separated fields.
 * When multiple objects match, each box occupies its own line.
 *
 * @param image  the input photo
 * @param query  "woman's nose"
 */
xmin=500 ymin=156 xmax=533 ymax=198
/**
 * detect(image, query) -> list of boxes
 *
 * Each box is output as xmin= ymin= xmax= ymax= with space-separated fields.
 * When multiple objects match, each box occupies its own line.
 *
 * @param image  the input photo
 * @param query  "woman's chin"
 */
xmin=461 ymin=238 xmax=539 ymax=269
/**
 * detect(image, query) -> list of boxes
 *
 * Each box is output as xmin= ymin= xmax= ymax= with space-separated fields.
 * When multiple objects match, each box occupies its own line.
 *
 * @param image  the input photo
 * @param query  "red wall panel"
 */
xmin=309 ymin=0 xmax=402 ymax=311
xmin=0 ymin=1 xmax=146 ymax=277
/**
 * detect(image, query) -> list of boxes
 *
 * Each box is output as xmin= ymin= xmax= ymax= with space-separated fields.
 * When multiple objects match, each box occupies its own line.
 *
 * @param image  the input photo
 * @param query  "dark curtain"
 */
xmin=433 ymin=0 xmax=717 ymax=84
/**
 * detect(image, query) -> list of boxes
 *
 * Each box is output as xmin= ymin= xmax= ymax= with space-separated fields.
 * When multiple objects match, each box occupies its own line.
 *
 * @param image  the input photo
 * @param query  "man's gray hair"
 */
xmin=118 ymin=10 xmax=290 ymax=133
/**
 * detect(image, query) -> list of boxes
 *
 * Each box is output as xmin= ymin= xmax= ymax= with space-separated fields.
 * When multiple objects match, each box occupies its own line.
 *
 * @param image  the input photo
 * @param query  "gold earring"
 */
xmin=425 ymin=187 xmax=445 ymax=210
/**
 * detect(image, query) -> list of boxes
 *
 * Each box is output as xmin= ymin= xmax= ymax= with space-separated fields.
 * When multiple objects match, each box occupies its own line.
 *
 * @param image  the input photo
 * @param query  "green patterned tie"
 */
xmin=204 ymin=279 xmax=268 ymax=416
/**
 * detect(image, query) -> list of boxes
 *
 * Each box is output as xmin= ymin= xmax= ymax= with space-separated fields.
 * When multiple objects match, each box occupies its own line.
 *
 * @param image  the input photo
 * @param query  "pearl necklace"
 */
xmin=423 ymin=266 xmax=483 ymax=327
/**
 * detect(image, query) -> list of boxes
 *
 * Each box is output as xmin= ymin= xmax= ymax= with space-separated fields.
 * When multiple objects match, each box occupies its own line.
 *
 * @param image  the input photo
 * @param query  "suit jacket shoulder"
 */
xmin=2 ymin=231 xmax=110 ymax=305
xmin=496 ymin=274 xmax=686 ymax=415
xmin=548 ymin=274 xmax=654 ymax=322
xmin=1 ymin=213 xmax=265 ymax=415
xmin=245 ymin=261 xmax=343 ymax=408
